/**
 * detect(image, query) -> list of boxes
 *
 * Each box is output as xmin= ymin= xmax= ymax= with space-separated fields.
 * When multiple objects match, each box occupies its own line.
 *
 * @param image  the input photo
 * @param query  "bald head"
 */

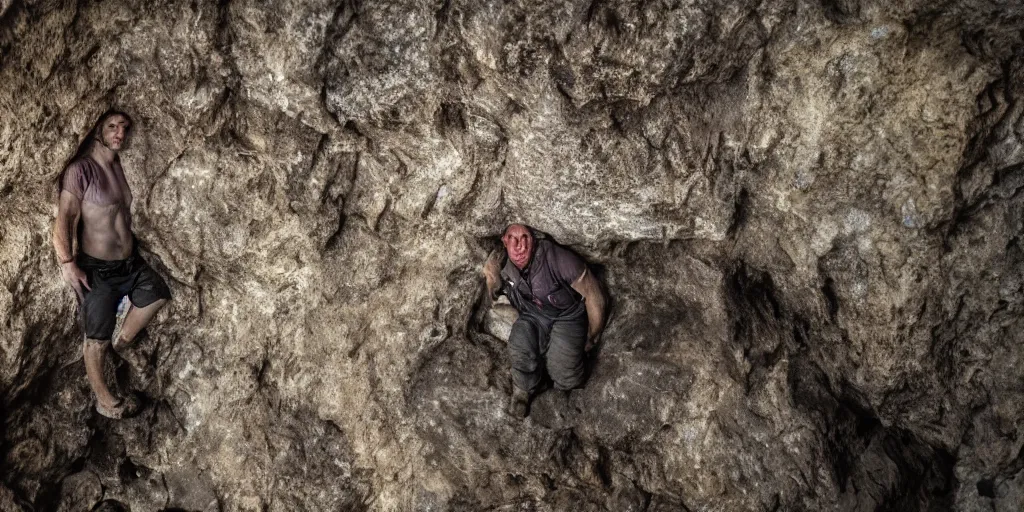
xmin=502 ymin=224 xmax=535 ymax=269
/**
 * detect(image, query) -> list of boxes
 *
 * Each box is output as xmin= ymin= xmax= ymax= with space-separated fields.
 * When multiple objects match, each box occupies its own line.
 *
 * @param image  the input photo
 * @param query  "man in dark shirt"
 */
xmin=52 ymin=109 xmax=172 ymax=419
xmin=482 ymin=224 xmax=607 ymax=417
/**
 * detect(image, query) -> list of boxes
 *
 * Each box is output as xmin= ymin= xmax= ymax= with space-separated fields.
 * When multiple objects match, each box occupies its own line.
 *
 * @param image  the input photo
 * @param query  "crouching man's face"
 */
xmin=503 ymin=224 xmax=534 ymax=269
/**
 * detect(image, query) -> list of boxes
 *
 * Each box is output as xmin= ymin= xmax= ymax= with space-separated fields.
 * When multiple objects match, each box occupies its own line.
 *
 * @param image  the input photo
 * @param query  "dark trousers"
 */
xmin=508 ymin=300 xmax=588 ymax=394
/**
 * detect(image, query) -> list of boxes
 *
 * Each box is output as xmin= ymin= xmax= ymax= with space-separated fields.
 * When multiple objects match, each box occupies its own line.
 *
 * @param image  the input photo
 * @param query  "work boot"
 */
xmin=508 ymin=387 xmax=530 ymax=418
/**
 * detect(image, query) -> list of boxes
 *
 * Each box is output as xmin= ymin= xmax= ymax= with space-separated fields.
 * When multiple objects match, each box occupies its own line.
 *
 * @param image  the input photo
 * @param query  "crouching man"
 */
xmin=482 ymin=224 xmax=606 ymax=418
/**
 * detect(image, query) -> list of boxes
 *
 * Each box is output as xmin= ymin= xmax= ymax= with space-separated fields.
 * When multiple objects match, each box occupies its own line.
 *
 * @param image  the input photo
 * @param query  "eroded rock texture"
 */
xmin=2 ymin=0 xmax=1023 ymax=510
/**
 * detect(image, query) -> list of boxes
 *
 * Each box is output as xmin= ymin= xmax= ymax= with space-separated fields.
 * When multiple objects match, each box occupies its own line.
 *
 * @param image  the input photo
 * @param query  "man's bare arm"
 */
xmin=571 ymin=268 xmax=606 ymax=342
xmin=53 ymin=191 xmax=90 ymax=298
xmin=53 ymin=191 xmax=80 ymax=262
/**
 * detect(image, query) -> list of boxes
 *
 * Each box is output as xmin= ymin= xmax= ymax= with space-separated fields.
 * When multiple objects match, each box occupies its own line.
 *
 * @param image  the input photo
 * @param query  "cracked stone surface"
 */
xmin=2 ymin=0 xmax=1024 ymax=510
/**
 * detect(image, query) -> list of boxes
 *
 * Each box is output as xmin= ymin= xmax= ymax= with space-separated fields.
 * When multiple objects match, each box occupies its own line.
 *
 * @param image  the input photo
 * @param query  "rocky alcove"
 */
xmin=2 ymin=0 xmax=1023 ymax=510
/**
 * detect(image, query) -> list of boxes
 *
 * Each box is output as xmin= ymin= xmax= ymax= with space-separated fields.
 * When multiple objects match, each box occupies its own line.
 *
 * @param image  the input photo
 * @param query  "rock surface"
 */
xmin=1 ymin=0 xmax=1024 ymax=510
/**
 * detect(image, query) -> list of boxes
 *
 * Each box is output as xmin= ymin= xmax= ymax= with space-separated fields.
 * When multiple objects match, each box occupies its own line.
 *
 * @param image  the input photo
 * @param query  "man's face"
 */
xmin=97 ymin=114 xmax=130 ymax=152
xmin=502 ymin=224 xmax=534 ymax=269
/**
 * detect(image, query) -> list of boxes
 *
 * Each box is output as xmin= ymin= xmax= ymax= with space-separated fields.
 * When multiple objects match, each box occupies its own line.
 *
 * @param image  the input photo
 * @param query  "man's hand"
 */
xmin=482 ymin=250 xmax=503 ymax=300
xmin=61 ymin=261 xmax=90 ymax=301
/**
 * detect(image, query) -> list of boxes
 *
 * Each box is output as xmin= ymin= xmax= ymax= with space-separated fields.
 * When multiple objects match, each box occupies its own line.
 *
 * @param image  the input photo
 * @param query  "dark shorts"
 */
xmin=77 ymin=249 xmax=172 ymax=340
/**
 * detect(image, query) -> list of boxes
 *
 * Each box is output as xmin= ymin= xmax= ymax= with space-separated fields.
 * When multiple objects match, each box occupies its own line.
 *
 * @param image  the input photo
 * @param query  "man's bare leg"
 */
xmin=83 ymin=338 xmax=120 ymax=409
xmin=84 ymin=338 xmax=140 ymax=418
xmin=115 ymin=299 xmax=168 ymax=347
xmin=113 ymin=299 xmax=168 ymax=376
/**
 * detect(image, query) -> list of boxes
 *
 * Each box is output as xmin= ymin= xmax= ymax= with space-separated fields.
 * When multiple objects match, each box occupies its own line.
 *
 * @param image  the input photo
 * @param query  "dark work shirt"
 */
xmin=501 ymin=239 xmax=586 ymax=313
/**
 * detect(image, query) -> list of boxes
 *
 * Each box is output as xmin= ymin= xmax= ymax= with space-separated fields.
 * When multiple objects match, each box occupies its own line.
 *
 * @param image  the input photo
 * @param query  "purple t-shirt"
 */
xmin=501 ymin=239 xmax=586 ymax=311
xmin=61 ymin=157 xmax=127 ymax=206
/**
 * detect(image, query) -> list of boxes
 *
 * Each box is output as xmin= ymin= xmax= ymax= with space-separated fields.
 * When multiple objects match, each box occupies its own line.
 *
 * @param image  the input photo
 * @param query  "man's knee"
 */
xmin=509 ymin=345 xmax=540 ymax=374
xmin=83 ymin=338 xmax=110 ymax=355
xmin=138 ymin=297 xmax=169 ymax=311
xmin=549 ymin=362 xmax=585 ymax=390
xmin=546 ymin=329 xmax=587 ymax=390
xmin=508 ymin=319 xmax=540 ymax=368
xmin=547 ymin=338 xmax=586 ymax=389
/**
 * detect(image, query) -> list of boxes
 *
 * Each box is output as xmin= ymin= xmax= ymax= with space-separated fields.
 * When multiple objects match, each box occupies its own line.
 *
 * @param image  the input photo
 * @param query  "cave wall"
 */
xmin=1 ymin=0 xmax=1023 ymax=510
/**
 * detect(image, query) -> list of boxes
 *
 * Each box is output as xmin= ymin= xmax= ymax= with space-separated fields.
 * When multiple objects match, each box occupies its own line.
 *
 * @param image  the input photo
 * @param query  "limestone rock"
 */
xmin=1 ymin=0 xmax=1024 ymax=510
